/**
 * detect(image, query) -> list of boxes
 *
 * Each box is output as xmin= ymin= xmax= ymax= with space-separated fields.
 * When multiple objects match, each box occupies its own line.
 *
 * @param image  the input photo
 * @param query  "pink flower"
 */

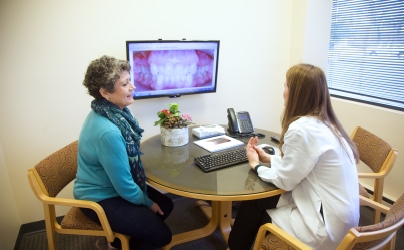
xmin=182 ymin=114 xmax=192 ymax=121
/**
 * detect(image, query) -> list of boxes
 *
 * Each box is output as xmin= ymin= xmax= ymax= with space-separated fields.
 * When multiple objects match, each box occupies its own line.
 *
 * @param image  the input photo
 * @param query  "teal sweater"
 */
xmin=73 ymin=111 xmax=153 ymax=207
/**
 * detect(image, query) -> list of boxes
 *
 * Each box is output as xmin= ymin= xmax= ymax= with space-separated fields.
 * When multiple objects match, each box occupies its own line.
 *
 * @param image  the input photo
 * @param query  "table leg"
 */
xmin=162 ymin=201 xmax=220 ymax=250
xmin=195 ymin=200 xmax=233 ymax=244
xmin=195 ymin=200 xmax=212 ymax=218
xmin=218 ymin=201 xmax=232 ymax=243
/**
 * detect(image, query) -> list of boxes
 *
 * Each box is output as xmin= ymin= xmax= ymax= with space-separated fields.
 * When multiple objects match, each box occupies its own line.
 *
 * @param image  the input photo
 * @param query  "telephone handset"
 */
xmin=227 ymin=108 xmax=254 ymax=134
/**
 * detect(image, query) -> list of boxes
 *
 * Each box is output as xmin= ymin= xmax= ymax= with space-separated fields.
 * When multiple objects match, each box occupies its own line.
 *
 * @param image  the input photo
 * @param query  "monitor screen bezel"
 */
xmin=126 ymin=40 xmax=220 ymax=100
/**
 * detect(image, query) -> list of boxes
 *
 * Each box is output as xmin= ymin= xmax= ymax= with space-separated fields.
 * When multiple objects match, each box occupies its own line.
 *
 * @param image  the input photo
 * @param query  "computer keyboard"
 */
xmin=194 ymin=148 xmax=248 ymax=172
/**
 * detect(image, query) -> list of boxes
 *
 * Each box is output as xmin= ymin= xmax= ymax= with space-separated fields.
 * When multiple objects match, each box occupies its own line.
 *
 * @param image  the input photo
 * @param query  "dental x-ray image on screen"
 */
xmin=126 ymin=40 xmax=220 ymax=99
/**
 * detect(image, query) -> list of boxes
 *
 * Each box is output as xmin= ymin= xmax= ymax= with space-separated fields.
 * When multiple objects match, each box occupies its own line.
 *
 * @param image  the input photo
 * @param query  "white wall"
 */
xmin=0 ymin=142 xmax=20 ymax=250
xmin=0 ymin=0 xmax=403 ymax=248
xmin=0 ymin=0 xmax=292 ymax=247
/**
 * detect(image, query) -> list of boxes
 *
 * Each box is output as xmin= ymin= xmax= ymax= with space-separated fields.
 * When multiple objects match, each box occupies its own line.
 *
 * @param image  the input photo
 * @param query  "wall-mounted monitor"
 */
xmin=126 ymin=40 xmax=220 ymax=99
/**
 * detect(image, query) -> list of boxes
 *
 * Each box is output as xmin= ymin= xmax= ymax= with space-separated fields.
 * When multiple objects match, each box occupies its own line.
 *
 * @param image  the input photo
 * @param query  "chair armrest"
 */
xmin=358 ymin=173 xmax=385 ymax=178
xmin=359 ymin=196 xmax=390 ymax=214
xmin=50 ymin=197 xmax=116 ymax=241
xmin=28 ymin=169 xmax=106 ymax=213
xmin=41 ymin=195 xmax=104 ymax=212
xmin=253 ymin=223 xmax=312 ymax=250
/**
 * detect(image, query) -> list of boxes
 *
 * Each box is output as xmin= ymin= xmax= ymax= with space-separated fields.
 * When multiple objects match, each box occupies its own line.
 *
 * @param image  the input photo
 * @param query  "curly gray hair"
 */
xmin=83 ymin=55 xmax=131 ymax=99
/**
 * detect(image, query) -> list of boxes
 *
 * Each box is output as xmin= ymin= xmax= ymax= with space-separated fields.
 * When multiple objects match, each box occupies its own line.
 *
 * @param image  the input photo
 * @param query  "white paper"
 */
xmin=193 ymin=135 xmax=244 ymax=153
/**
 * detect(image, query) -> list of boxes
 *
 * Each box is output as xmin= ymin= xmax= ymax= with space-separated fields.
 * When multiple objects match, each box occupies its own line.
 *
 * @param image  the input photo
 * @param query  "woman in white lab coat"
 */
xmin=228 ymin=64 xmax=360 ymax=250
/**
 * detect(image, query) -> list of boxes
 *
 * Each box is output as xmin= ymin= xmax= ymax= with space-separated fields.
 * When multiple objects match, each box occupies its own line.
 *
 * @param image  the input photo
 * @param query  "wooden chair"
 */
xmin=350 ymin=126 xmax=398 ymax=223
xmin=253 ymin=193 xmax=404 ymax=250
xmin=27 ymin=141 xmax=130 ymax=250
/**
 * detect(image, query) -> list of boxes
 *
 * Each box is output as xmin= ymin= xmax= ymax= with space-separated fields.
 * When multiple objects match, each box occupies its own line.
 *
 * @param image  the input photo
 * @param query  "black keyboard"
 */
xmin=194 ymin=148 xmax=248 ymax=172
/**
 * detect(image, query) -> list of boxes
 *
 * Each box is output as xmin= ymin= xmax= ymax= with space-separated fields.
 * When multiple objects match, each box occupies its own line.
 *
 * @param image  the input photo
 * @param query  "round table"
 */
xmin=141 ymin=125 xmax=284 ymax=249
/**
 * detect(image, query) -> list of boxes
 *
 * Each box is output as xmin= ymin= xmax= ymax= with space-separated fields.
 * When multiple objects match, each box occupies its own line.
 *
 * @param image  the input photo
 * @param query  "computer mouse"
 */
xmin=257 ymin=144 xmax=275 ymax=155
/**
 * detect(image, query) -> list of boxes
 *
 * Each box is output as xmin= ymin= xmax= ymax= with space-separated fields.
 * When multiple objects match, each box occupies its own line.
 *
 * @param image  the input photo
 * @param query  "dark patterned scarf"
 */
xmin=91 ymin=99 xmax=147 ymax=194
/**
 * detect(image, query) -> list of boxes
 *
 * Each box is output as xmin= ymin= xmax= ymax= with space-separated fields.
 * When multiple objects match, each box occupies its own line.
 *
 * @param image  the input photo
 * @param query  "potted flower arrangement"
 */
xmin=154 ymin=103 xmax=194 ymax=147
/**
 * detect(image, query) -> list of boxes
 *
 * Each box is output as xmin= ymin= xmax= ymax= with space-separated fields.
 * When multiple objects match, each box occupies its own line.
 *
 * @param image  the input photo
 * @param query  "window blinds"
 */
xmin=327 ymin=0 xmax=404 ymax=111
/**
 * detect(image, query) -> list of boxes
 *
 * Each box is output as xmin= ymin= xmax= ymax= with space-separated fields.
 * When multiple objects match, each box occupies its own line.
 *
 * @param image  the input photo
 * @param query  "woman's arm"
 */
xmin=257 ymin=127 xmax=320 ymax=191
xmin=98 ymin=131 xmax=153 ymax=207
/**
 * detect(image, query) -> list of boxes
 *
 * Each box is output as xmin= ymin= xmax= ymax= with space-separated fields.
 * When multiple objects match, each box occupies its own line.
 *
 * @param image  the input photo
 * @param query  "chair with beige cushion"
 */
xmin=27 ymin=140 xmax=130 ymax=250
xmin=350 ymin=126 xmax=398 ymax=223
xmin=253 ymin=193 xmax=404 ymax=250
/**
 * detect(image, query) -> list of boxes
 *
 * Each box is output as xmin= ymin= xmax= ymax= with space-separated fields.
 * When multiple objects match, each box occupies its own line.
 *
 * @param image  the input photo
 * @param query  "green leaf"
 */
xmin=157 ymin=113 xmax=166 ymax=119
xmin=153 ymin=118 xmax=165 ymax=126
xmin=168 ymin=103 xmax=179 ymax=113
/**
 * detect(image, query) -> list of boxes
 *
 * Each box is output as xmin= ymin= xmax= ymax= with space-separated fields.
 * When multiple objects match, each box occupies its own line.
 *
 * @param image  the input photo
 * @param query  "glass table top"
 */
xmin=141 ymin=126 xmax=281 ymax=198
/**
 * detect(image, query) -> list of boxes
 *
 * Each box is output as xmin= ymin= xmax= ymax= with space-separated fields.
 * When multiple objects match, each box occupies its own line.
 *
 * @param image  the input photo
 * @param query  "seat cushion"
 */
xmin=61 ymin=207 xmax=103 ymax=230
xmin=261 ymin=233 xmax=296 ymax=250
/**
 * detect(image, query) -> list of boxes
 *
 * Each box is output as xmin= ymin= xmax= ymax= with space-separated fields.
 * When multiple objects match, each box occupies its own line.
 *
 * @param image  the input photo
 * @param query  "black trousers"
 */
xmin=228 ymin=194 xmax=281 ymax=250
xmin=80 ymin=185 xmax=173 ymax=250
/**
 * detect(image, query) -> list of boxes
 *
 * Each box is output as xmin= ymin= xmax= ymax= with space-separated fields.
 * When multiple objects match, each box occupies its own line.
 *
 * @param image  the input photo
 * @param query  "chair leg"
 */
xmin=373 ymin=207 xmax=382 ymax=223
xmin=43 ymin=204 xmax=57 ymax=250
xmin=114 ymin=233 xmax=130 ymax=250
xmin=373 ymin=179 xmax=384 ymax=223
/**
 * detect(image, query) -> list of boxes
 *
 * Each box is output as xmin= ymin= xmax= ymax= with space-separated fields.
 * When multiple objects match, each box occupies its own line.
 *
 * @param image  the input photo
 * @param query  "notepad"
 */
xmin=193 ymin=135 xmax=244 ymax=153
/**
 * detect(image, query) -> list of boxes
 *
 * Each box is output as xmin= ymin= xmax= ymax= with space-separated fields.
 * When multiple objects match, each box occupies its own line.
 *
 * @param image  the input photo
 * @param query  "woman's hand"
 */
xmin=253 ymin=144 xmax=272 ymax=164
xmin=150 ymin=202 xmax=164 ymax=215
xmin=246 ymin=137 xmax=260 ymax=169
xmin=246 ymin=137 xmax=272 ymax=169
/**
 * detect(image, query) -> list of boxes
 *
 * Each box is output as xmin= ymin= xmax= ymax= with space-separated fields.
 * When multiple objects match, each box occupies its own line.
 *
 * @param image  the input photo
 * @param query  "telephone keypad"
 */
xmin=239 ymin=120 xmax=253 ymax=133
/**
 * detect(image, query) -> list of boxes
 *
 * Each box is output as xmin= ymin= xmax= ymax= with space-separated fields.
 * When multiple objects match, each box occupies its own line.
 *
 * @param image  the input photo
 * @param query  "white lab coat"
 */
xmin=257 ymin=117 xmax=359 ymax=249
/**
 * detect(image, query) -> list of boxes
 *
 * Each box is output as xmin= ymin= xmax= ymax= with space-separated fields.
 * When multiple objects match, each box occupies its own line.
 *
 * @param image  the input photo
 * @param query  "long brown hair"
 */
xmin=279 ymin=64 xmax=359 ymax=163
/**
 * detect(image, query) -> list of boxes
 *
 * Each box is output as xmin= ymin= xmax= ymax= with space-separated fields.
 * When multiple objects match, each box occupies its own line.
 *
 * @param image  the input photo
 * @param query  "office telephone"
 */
xmin=227 ymin=108 xmax=254 ymax=134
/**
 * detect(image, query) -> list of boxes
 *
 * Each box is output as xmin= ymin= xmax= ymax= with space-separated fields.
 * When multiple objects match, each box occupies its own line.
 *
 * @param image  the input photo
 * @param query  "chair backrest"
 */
xmin=340 ymin=193 xmax=404 ymax=250
xmin=33 ymin=141 xmax=78 ymax=197
xmin=350 ymin=126 xmax=394 ymax=173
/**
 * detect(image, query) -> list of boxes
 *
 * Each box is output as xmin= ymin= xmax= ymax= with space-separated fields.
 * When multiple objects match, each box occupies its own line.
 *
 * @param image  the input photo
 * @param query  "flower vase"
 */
xmin=160 ymin=126 xmax=189 ymax=147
